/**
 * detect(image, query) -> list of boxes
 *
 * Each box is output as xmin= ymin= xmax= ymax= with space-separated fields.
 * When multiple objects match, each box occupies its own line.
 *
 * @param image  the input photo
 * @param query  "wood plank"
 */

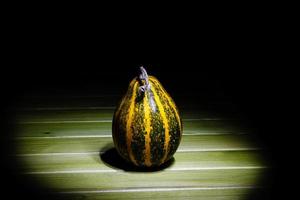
xmin=23 ymin=168 xmax=264 ymax=191
xmin=55 ymin=187 xmax=258 ymax=200
xmin=17 ymin=151 xmax=265 ymax=173
xmin=14 ymin=120 xmax=249 ymax=137
xmin=13 ymin=135 xmax=257 ymax=155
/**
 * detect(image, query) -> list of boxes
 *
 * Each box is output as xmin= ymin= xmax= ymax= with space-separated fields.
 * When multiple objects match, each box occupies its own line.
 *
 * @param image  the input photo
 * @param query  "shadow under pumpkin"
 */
xmin=100 ymin=147 xmax=175 ymax=172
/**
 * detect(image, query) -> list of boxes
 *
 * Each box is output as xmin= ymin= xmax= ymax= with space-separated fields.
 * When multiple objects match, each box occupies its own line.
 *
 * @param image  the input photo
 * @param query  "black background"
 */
xmin=1 ymin=6 xmax=293 ymax=200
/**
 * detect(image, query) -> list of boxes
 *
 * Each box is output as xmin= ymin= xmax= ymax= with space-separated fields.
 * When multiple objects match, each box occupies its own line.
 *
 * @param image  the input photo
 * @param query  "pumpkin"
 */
xmin=112 ymin=67 xmax=182 ymax=167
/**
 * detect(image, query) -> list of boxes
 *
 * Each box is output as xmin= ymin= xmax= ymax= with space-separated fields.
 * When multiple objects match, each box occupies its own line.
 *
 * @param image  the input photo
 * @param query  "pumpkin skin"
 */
xmin=112 ymin=67 xmax=182 ymax=167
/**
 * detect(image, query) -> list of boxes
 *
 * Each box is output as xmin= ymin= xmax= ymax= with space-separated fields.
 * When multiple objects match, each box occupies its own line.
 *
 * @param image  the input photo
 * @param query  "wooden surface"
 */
xmin=11 ymin=95 xmax=267 ymax=199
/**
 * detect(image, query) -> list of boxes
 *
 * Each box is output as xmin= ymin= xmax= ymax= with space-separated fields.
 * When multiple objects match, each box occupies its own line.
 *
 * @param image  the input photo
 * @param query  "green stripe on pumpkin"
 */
xmin=148 ymin=89 xmax=166 ymax=166
xmin=130 ymin=88 xmax=146 ymax=166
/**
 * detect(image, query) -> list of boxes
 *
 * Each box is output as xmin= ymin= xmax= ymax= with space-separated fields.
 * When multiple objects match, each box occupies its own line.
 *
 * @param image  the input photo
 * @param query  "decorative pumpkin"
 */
xmin=112 ymin=67 xmax=182 ymax=167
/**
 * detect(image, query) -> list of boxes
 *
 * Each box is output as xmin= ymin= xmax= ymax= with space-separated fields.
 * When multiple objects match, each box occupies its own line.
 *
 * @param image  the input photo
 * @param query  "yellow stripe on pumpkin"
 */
xmin=143 ymin=92 xmax=152 ymax=167
xmin=126 ymin=81 xmax=138 ymax=166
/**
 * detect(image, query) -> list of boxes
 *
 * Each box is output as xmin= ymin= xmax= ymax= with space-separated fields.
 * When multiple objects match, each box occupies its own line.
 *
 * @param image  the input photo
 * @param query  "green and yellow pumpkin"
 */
xmin=112 ymin=67 xmax=182 ymax=167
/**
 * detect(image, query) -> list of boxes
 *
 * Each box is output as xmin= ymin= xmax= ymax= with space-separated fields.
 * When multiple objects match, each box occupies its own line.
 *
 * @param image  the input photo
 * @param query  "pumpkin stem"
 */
xmin=138 ymin=66 xmax=151 ymax=95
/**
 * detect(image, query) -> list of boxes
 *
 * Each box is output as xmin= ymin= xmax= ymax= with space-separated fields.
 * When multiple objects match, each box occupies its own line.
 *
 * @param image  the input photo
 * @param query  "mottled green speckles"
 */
xmin=149 ymin=107 xmax=166 ymax=165
xmin=131 ymin=95 xmax=146 ymax=166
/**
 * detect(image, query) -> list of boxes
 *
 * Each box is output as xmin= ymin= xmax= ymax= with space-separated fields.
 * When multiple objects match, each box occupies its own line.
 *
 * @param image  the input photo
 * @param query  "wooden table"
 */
xmin=11 ymin=94 xmax=267 ymax=199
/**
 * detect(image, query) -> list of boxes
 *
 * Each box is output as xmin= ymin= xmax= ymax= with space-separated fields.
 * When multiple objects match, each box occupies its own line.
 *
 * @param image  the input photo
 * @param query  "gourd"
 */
xmin=112 ymin=67 xmax=182 ymax=167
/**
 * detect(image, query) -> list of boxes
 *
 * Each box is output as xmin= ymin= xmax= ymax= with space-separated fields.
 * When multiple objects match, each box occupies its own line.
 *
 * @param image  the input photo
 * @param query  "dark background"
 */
xmin=1 ymin=7 xmax=292 ymax=200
